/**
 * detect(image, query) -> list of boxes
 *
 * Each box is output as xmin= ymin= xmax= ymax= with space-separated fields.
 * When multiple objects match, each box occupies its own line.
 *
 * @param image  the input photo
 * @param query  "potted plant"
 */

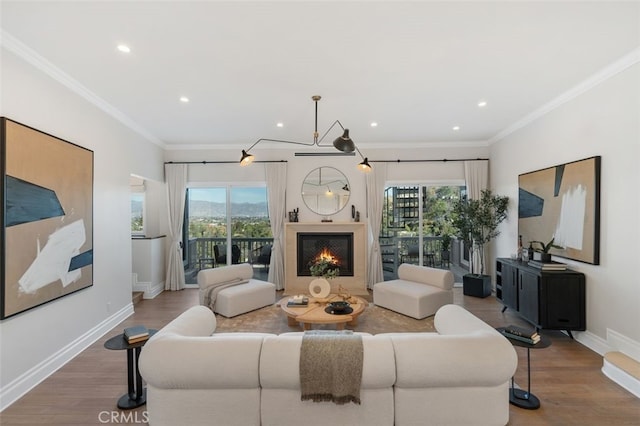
xmin=440 ymin=233 xmax=452 ymax=266
xmin=530 ymin=238 xmax=563 ymax=262
xmin=452 ymin=189 xmax=509 ymax=297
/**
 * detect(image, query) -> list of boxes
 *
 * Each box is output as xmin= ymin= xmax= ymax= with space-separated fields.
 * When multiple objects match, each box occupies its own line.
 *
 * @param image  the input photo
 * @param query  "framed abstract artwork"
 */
xmin=1 ymin=118 xmax=94 ymax=319
xmin=518 ymin=156 xmax=601 ymax=265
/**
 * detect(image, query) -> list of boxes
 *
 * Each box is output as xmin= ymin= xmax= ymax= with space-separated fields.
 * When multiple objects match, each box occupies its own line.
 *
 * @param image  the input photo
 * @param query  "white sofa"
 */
xmin=373 ymin=263 xmax=454 ymax=319
xmin=197 ymin=263 xmax=276 ymax=317
xmin=139 ymin=304 xmax=518 ymax=426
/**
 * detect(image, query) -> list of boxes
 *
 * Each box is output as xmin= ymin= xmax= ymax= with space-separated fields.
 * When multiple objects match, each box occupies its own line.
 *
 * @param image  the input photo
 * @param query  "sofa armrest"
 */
xmin=397 ymin=263 xmax=454 ymax=290
xmin=139 ymin=333 xmax=272 ymax=389
xmin=388 ymin=332 xmax=517 ymax=388
xmin=197 ymin=263 xmax=253 ymax=288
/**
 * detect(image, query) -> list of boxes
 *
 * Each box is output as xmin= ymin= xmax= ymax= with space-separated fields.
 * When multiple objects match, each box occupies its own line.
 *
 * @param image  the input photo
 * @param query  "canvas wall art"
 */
xmin=518 ymin=156 xmax=601 ymax=265
xmin=1 ymin=118 xmax=94 ymax=319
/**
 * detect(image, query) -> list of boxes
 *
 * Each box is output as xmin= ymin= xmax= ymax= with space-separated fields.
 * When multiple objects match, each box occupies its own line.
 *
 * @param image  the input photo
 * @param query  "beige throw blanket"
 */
xmin=299 ymin=330 xmax=364 ymax=405
xmin=200 ymin=278 xmax=249 ymax=312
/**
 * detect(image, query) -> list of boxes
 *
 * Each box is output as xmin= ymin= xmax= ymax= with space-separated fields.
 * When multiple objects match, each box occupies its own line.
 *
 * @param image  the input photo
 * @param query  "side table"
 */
xmin=104 ymin=329 xmax=157 ymax=409
xmin=496 ymin=327 xmax=551 ymax=409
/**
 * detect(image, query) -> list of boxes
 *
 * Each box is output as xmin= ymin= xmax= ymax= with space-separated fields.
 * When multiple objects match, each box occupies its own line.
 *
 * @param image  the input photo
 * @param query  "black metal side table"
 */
xmin=496 ymin=327 xmax=551 ymax=410
xmin=104 ymin=329 xmax=157 ymax=409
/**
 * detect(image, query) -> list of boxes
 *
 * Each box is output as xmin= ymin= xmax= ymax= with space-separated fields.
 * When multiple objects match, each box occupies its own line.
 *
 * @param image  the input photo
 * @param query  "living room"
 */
xmin=1 ymin=1 xmax=639 ymax=424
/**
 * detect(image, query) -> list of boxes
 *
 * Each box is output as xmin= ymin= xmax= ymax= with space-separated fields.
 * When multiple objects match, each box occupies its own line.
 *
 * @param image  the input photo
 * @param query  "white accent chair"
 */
xmin=373 ymin=263 xmax=454 ymax=319
xmin=197 ymin=263 xmax=276 ymax=317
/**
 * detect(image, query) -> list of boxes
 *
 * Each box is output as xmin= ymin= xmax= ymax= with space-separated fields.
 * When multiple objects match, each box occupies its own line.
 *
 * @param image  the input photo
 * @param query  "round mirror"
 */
xmin=301 ymin=167 xmax=350 ymax=216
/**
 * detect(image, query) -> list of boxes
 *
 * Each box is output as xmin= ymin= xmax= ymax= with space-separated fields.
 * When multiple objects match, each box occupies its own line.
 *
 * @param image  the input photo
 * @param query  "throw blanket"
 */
xmin=299 ymin=330 xmax=364 ymax=405
xmin=200 ymin=278 xmax=249 ymax=311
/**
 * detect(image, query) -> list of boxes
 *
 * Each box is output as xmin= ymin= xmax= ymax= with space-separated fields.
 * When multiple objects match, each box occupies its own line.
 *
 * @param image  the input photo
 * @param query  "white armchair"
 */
xmin=373 ymin=263 xmax=454 ymax=319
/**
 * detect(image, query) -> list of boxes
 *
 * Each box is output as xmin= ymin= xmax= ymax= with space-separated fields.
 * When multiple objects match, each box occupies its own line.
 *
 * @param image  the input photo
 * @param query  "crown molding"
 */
xmin=488 ymin=47 xmax=640 ymax=145
xmin=1 ymin=30 xmax=165 ymax=148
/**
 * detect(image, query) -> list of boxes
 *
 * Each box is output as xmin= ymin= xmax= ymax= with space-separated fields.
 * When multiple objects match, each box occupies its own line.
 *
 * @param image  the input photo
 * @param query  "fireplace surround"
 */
xmin=284 ymin=222 xmax=367 ymax=295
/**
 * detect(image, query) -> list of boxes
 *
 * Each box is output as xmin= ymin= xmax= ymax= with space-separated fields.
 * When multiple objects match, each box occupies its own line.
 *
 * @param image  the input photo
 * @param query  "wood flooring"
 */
xmin=1 ymin=287 xmax=639 ymax=425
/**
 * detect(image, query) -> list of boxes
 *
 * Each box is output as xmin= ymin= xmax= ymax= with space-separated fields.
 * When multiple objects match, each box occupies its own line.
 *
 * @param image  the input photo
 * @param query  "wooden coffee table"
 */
xmin=279 ymin=295 xmax=368 ymax=330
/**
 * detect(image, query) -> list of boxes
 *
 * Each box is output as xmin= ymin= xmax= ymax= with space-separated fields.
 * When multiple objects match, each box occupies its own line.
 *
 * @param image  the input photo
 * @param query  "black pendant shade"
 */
xmin=333 ymin=129 xmax=356 ymax=153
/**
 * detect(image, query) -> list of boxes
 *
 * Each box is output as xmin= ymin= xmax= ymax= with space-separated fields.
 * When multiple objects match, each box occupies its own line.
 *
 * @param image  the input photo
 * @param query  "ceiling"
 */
xmin=1 ymin=1 xmax=638 ymax=151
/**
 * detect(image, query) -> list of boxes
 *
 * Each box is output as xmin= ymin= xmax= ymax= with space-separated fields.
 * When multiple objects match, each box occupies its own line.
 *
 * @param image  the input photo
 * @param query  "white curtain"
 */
xmin=366 ymin=163 xmax=387 ymax=289
xmin=165 ymin=164 xmax=187 ymax=291
xmin=464 ymin=160 xmax=489 ymax=274
xmin=265 ymin=162 xmax=287 ymax=290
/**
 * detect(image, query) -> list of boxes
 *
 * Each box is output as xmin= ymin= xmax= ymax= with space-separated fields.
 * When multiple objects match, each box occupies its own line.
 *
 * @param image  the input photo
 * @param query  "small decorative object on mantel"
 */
xmin=288 ymin=208 xmax=299 ymax=222
xmin=321 ymin=217 xmax=333 ymax=222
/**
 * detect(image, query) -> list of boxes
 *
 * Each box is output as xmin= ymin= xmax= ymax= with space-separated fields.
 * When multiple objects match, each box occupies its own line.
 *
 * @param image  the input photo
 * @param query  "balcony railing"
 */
xmin=186 ymin=237 xmax=274 ymax=270
xmin=379 ymin=235 xmax=451 ymax=274
xmin=186 ymin=235 xmax=451 ymax=277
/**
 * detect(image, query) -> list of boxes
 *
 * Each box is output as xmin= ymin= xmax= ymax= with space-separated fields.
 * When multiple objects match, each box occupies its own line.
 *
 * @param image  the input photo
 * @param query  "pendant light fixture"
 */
xmin=239 ymin=96 xmax=371 ymax=172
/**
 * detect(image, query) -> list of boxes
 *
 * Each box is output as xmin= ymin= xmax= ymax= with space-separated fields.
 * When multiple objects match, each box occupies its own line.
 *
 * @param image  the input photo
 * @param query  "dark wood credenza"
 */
xmin=496 ymin=258 xmax=585 ymax=337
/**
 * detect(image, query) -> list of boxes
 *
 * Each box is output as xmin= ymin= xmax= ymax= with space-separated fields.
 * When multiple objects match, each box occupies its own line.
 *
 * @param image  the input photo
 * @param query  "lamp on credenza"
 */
xmin=239 ymin=95 xmax=371 ymax=172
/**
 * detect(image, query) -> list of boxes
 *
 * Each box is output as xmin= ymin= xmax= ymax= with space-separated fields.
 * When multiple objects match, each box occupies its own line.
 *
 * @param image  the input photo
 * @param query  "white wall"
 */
xmin=490 ymin=63 xmax=640 ymax=356
xmin=0 ymin=48 xmax=164 ymax=409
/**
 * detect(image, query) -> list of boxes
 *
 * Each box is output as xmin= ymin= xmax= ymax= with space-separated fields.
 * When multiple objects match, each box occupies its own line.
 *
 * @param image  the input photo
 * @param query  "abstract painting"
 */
xmin=518 ymin=156 xmax=600 ymax=265
xmin=1 ymin=118 xmax=94 ymax=319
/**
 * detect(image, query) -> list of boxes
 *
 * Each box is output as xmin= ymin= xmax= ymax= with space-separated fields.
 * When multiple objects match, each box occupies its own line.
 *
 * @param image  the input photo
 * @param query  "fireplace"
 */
xmin=284 ymin=222 xmax=366 ymax=295
xmin=297 ymin=233 xmax=354 ymax=277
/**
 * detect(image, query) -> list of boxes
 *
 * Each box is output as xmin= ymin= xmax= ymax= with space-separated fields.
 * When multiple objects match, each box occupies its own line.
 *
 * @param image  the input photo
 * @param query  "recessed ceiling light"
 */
xmin=117 ymin=44 xmax=131 ymax=53
xmin=276 ymin=122 xmax=284 ymax=128
xmin=477 ymin=100 xmax=488 ymax=108
xmin=179 ymin=96 xmax=189 ymax=103
xmin=370 ymin=122 xmax=378 ymax=127
xmin=452 ymin=126 xmax=460 ymax=131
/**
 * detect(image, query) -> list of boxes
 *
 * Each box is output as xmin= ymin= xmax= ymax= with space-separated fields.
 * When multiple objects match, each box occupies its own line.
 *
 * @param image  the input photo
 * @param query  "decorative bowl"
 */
xmin=328 ymin=301 xmax=350 ymax=312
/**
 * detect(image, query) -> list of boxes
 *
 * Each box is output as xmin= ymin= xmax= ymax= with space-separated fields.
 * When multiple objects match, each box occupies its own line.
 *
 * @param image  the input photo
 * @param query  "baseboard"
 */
xmin=132 ymin=280 xmax=164 ymax=299
xmin=574 ymin=330 xmax=610 ymax=356
xmin=0 ymin=303 xmax=134 ymax=412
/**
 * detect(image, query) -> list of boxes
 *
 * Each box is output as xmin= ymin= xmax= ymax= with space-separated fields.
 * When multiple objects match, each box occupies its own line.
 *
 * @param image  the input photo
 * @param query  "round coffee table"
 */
xmin=280 ymin=295 xmax=367 ymax=330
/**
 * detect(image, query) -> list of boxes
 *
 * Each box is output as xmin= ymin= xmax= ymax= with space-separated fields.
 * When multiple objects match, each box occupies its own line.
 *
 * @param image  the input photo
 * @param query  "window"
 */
xmin=184 ymin=186 xmax=271 ymax=283
xmin=130 ymin=176 xmax=146 ymax=236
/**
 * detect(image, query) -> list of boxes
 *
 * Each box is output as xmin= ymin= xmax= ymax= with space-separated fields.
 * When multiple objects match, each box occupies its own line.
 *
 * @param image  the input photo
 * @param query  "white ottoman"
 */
xmin=216 ymin=280 xmax=276 ymax=318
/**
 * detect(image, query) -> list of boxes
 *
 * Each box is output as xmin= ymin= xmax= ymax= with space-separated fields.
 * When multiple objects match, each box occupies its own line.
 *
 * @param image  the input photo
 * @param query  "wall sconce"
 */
xmin=239 ymin=96 xmax=371 ymax=172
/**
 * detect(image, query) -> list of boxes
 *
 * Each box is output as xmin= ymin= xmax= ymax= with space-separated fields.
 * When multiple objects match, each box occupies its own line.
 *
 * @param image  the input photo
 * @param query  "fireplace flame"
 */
xmin=314 ymin=247 xmax=340 ymax=266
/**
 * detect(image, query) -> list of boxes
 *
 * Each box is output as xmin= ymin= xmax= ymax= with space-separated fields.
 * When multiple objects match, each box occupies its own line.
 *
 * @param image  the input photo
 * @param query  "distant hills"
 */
xmin=189 ymin=200 xmax=268 ymax=217
xmin=131 ymin=199 xmax=268 ymax=218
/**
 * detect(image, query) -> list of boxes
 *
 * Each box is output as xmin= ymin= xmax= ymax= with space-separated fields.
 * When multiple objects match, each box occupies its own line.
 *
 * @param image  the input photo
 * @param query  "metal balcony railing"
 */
xmin=186 ymin=237 xmax=274 ymax=271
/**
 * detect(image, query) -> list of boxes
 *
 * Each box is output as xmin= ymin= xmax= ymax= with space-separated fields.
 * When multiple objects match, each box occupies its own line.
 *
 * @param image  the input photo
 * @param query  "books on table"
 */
xmin=527 ymin=260 xmax=567 ymax=271
xmin=124 ymin=325 xmax=149 ymax=344
xmin=287 ymin=295 xmax=309 ymax=307
xmin=501 ymin=325 xmax=541 ymax=344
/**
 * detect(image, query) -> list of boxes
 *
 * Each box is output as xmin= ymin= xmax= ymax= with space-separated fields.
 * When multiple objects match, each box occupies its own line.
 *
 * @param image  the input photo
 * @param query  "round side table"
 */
xmin=496 ymin=327 xmax=551 ymax=410
xmin=104 ymin=329 xmax=157 ymax=409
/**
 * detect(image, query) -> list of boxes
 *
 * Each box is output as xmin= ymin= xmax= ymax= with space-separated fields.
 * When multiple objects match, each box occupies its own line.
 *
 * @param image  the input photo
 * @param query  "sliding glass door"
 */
xmin=380 ymin=184 xmax=463 ymax=280
xmin=184 ymin=186 xmax=271 ymax=283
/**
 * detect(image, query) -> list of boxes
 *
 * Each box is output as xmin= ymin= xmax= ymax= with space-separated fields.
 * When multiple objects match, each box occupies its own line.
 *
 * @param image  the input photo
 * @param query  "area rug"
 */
xmin=214 ymin=303 xmax=436 ymax=334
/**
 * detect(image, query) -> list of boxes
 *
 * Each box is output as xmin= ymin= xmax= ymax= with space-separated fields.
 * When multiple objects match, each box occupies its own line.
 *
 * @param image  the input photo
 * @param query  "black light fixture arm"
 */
xmin=316 ymin=119 xmax=345 ymax=147
xmin=244 ymin=137 xmax=316 ymax=155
